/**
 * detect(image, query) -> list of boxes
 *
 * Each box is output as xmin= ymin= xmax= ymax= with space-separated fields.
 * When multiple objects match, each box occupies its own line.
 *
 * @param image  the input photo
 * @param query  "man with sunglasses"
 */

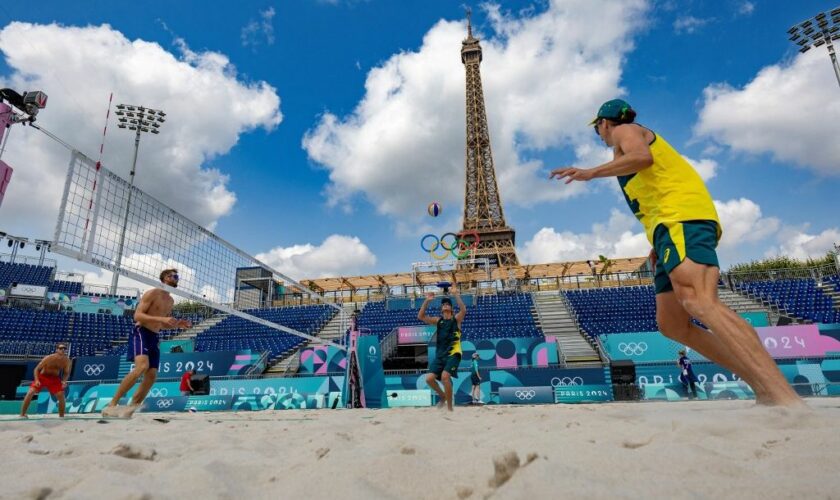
xmin=103 ymin=268 xmax=191 ymax=418
xmin=19 ymin=343 xmax=72 ymax=417
xmin=549 ymin=99 xmax=803 ymax=407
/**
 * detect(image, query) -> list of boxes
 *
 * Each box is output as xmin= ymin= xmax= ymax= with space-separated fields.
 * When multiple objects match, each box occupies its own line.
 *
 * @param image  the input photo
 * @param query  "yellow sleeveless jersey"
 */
xmin=617 ymin=129 xmax=722 ymax=245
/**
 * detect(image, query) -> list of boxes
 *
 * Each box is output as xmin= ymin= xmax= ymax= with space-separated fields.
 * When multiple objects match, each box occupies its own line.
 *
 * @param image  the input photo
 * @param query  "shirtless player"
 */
xmin=103 ymin=268 xmax=191 ymax=418
xmin=20 ymin=343 xmax=72 ymax=418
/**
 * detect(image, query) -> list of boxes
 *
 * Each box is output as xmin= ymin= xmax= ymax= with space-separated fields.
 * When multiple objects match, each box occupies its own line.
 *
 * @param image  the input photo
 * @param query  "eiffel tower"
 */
xmin=459 ymin=11 xmax=519 ymax=267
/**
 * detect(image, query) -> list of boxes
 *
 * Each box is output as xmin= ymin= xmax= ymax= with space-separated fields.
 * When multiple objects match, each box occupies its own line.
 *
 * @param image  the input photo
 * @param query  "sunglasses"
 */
xmin=57 ymin=346 xmax=67 ymax=350
xmin=593 ymin=118 xmax=603 ymax=135
xmin=169 ymin=274 xmax=180 ymax=281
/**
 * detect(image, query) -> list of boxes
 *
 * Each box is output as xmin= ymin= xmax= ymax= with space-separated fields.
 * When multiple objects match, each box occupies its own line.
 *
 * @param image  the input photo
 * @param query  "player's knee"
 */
xmin=441 ymin=371 xmax=452 ymax=383
xmin=425 ymin=373 xmax=437 ymax=385
xmin=657 ymin=312 xmax=689 ymax=341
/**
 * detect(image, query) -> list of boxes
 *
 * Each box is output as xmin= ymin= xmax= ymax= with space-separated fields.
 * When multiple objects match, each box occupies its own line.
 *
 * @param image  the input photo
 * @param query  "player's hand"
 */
xmin=33 ymin=380 xmax=41 ymax=388
xmin=177 ymin=319 xmax=192 ymax=329
xmin=451 ymin=286 xmax=460 ymax=297
xmin=61 ymin=381 xmax=68 ymax=389
xmin=425 ymin=292 xmax=435 ymax=300
xmin=164 ymin=317 xmax=179 ymax=328
xmin=549 ymin=167 xmax=594 ymax=184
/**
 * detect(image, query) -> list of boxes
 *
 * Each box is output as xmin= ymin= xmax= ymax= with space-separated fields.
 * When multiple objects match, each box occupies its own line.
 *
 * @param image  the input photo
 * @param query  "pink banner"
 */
xmin=397 ymin=326 xmax=435 ymax=345
xmin=757 ymin=324 xmax=840 ymax=358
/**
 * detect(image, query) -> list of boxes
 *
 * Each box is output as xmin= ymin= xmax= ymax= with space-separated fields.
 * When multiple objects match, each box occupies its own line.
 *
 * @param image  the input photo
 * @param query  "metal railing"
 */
xmin=82 ymin=283 xmax=140 ymax=299
xmin=244 ymin=350 xmax=270 ymax=376
xmin=726 ymin=264 xmax=839 ymax=285
xmin=0 ymin=253 xmax=57 ymax=268
xmin=0 ymin=340 xmax=71 ymax=359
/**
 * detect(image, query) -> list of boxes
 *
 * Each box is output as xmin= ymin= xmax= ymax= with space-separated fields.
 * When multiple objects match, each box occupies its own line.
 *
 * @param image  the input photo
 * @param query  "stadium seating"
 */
xmin=0 ymin=261 xmax=53 ymax=288
xmin=195 ymin=305 xmax=335 ymax=359
xmin=49 ymin=280 xmax=84 ymax=295
xmin=357 ymin=292 xmax=541 ymax=341
xmin=736 ymin=278 xmax=840 ymax=324
xmin=0 ymin=308 xmax=197 ymax=357
xmin=564 ymin=286 xmax=658 ymax=336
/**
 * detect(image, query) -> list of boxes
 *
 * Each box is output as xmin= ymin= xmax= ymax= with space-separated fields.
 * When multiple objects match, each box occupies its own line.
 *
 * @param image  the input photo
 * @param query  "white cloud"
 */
xmin=714 ymin=198 xmax=780 ymax=248
xmin=0 ymin=22 xmax=281 ymax=238
xmin=695 ymin=49 xmax=840 ymax=176
xmin=673 ymin=16 xmax=713 ymax=34
xmin=683 ymin=155 xmax=718 ymax=181
xmin=303 ymin=0 xmax=648 ymax=224
xmin=255 ymin=234 xmax=377 ymax=279
xmin=766 ymin=226 xmax=840 ymax=261
xmin=518 ymin=197 xmax=789 ymax=266
xmin=737 ymin=2 xmax=755 ymax=16
xmin=241 ymin=7 xmax=276 ymax=48
xmin=518 ymin=209 xmax=649 ymax=263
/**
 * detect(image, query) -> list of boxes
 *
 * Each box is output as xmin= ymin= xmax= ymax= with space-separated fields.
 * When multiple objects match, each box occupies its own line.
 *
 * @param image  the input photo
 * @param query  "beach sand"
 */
xmin=1 ymin=399 xmax=839 ymax=499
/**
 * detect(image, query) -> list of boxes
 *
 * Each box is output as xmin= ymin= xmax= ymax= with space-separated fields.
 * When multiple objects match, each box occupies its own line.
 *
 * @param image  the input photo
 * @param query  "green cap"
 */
xmin=589 ymin=98 xmax=633 ymax=125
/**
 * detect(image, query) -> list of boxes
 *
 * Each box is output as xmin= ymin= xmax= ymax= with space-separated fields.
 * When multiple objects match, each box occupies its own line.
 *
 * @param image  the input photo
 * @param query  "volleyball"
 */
xmin=427 ymin=202 xmax=441 ymax=217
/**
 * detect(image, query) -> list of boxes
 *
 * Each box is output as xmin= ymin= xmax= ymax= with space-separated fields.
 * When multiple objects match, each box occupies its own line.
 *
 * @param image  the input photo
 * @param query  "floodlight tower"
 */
xmin=787 ymin=6 xmax=840 ymax=89
xmin=109 ymin=104 xmax=166 ymax=295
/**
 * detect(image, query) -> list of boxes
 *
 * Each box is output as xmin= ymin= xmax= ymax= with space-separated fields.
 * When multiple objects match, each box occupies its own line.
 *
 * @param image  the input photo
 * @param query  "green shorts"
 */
xmin=653 ymin=220 xmax=720 ymax=294
xmin=429 ymin=354 xmax=461 ymax=380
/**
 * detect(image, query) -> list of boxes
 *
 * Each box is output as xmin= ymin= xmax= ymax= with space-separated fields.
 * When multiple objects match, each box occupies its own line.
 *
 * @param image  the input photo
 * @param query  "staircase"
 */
xmin=817 ymin=281 xmax=840 ymax=310
xmin=170 ymin=314 xmax=228 ymax=341
xmin=533 ymin=292 xmax=601 ymax=365
xmin=726 ymin=285 xmax=797 ymax=324
xmin=265 ymin=305 xmax=354 ymax=375
xmin=717 ymin=288 xmax=778 ymax=324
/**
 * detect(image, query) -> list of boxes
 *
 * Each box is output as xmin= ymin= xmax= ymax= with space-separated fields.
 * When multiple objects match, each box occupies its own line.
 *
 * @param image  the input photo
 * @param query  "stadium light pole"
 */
xmin=109 ymin=104 xmax=166 ymax=296
xmin=787 ymin=6 xmax=840 ymax=89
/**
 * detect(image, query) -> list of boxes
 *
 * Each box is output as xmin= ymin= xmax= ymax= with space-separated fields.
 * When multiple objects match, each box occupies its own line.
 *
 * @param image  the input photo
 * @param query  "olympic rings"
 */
xmin=420 ymin=231 xmax=482 ymax=259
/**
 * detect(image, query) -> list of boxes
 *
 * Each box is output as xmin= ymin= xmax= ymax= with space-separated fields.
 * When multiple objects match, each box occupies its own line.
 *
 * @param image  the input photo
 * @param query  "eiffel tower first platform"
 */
xmin=458 ymin=11 xmax=519 ymax=267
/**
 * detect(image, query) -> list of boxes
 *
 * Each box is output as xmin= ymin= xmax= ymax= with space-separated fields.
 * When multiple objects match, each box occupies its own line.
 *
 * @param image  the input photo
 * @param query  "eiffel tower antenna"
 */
xmin=459 ymin=9 xmax=519 ymax=267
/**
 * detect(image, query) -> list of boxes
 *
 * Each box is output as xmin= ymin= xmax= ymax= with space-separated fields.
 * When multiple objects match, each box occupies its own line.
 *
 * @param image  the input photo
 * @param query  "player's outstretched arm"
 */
xmin=418 ymin=292 xmax=439 ymax=325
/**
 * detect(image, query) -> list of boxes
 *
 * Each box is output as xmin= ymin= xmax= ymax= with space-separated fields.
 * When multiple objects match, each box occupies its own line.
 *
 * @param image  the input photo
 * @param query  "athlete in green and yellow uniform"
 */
xmin=419 ymin=288 xmax=466 ymax=412
xmin=549 ymin=99 xmax=802 ymax=407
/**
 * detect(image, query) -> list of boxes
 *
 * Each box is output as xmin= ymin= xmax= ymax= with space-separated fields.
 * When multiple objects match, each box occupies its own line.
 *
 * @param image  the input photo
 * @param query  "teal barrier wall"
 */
xmin=160 ymin=339 xmax=195 ymax=353
xmin=740 ymin=311 xmax=770 ymax=327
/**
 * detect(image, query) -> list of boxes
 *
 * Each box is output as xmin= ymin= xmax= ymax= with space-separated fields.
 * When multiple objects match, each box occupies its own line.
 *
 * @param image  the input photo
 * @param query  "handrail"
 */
xmin=0 ymin=253 xmax=57 ymax=268
xmin=245 ymin=350 xmax=270 ymax=376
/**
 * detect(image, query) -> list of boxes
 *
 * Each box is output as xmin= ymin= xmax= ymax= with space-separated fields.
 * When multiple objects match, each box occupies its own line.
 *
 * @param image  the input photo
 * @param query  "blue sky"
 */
xmin=1 ymin=0 xmax=838 ymax=287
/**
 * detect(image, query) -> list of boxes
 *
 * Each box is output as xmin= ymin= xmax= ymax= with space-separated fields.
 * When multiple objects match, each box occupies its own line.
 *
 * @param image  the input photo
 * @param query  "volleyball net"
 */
xmin=53 ymin=150 xmax=346 ymax=350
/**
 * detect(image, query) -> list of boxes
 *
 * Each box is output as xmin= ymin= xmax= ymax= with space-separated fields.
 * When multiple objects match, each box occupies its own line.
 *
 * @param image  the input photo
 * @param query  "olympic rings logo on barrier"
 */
xmin=618 ymin=342 xmax=648 ymax=356
xmin=550 ymin=377 xmax=584 ymax=387
xmin=420 ymin=231 xmax=481 ymax=260
xmin=83 ymin=364 xmax=105 ymax=376
xmin=514 ymin=390 xmax=536 ymax=400
xmin=149 ymin=388 xmax=169 ymax=397
xmin=156 ymin=399 xmax=174 ymax=409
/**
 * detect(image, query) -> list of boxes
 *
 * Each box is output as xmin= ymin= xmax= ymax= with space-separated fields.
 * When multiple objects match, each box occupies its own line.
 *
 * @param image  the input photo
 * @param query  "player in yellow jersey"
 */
xmin=550 ymin=99 xmax=803 ymax=407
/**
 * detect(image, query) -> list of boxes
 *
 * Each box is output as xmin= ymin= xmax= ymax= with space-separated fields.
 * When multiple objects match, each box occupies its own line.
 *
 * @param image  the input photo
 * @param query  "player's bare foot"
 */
xmin=102 ymin=405 xmax=122 ymax=418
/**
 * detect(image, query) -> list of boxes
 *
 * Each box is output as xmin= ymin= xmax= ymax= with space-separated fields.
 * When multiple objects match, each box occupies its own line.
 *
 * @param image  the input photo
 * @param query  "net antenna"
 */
xmin=53 ymin=150 xmax=347 ymax=350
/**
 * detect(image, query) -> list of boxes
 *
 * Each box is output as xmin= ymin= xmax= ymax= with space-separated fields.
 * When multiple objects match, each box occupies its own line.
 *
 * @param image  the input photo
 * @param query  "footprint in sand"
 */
xmin=400 ymin=446 xmax=416 ymax=455
xmin=622 ymin=436 xmax=654 ymax=449
xmin=455 ymin=486 xmax=473 ymax=499
xmin=315 ymin=447 xmax=330 ymax=460
xmin=488 ymin=451 xmax=520 ymax=488
xmin=110 ymin=443 xmax=157 ymax=461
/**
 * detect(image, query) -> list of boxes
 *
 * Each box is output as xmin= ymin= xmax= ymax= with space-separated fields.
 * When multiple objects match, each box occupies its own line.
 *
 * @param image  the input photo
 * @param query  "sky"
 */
xmin=1 ymin=0 xmax=839 ymax=291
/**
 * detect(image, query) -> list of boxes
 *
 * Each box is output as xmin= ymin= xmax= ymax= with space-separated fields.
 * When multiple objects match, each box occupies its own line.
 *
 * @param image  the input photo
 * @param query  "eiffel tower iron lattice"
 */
xmin=459 ymin=10 xmax=519 ymax=267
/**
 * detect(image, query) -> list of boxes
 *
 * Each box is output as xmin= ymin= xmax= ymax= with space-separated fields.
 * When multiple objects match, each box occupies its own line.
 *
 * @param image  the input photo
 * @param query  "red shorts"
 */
xmin=31 ymin=375 xmax=64 ymax=395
